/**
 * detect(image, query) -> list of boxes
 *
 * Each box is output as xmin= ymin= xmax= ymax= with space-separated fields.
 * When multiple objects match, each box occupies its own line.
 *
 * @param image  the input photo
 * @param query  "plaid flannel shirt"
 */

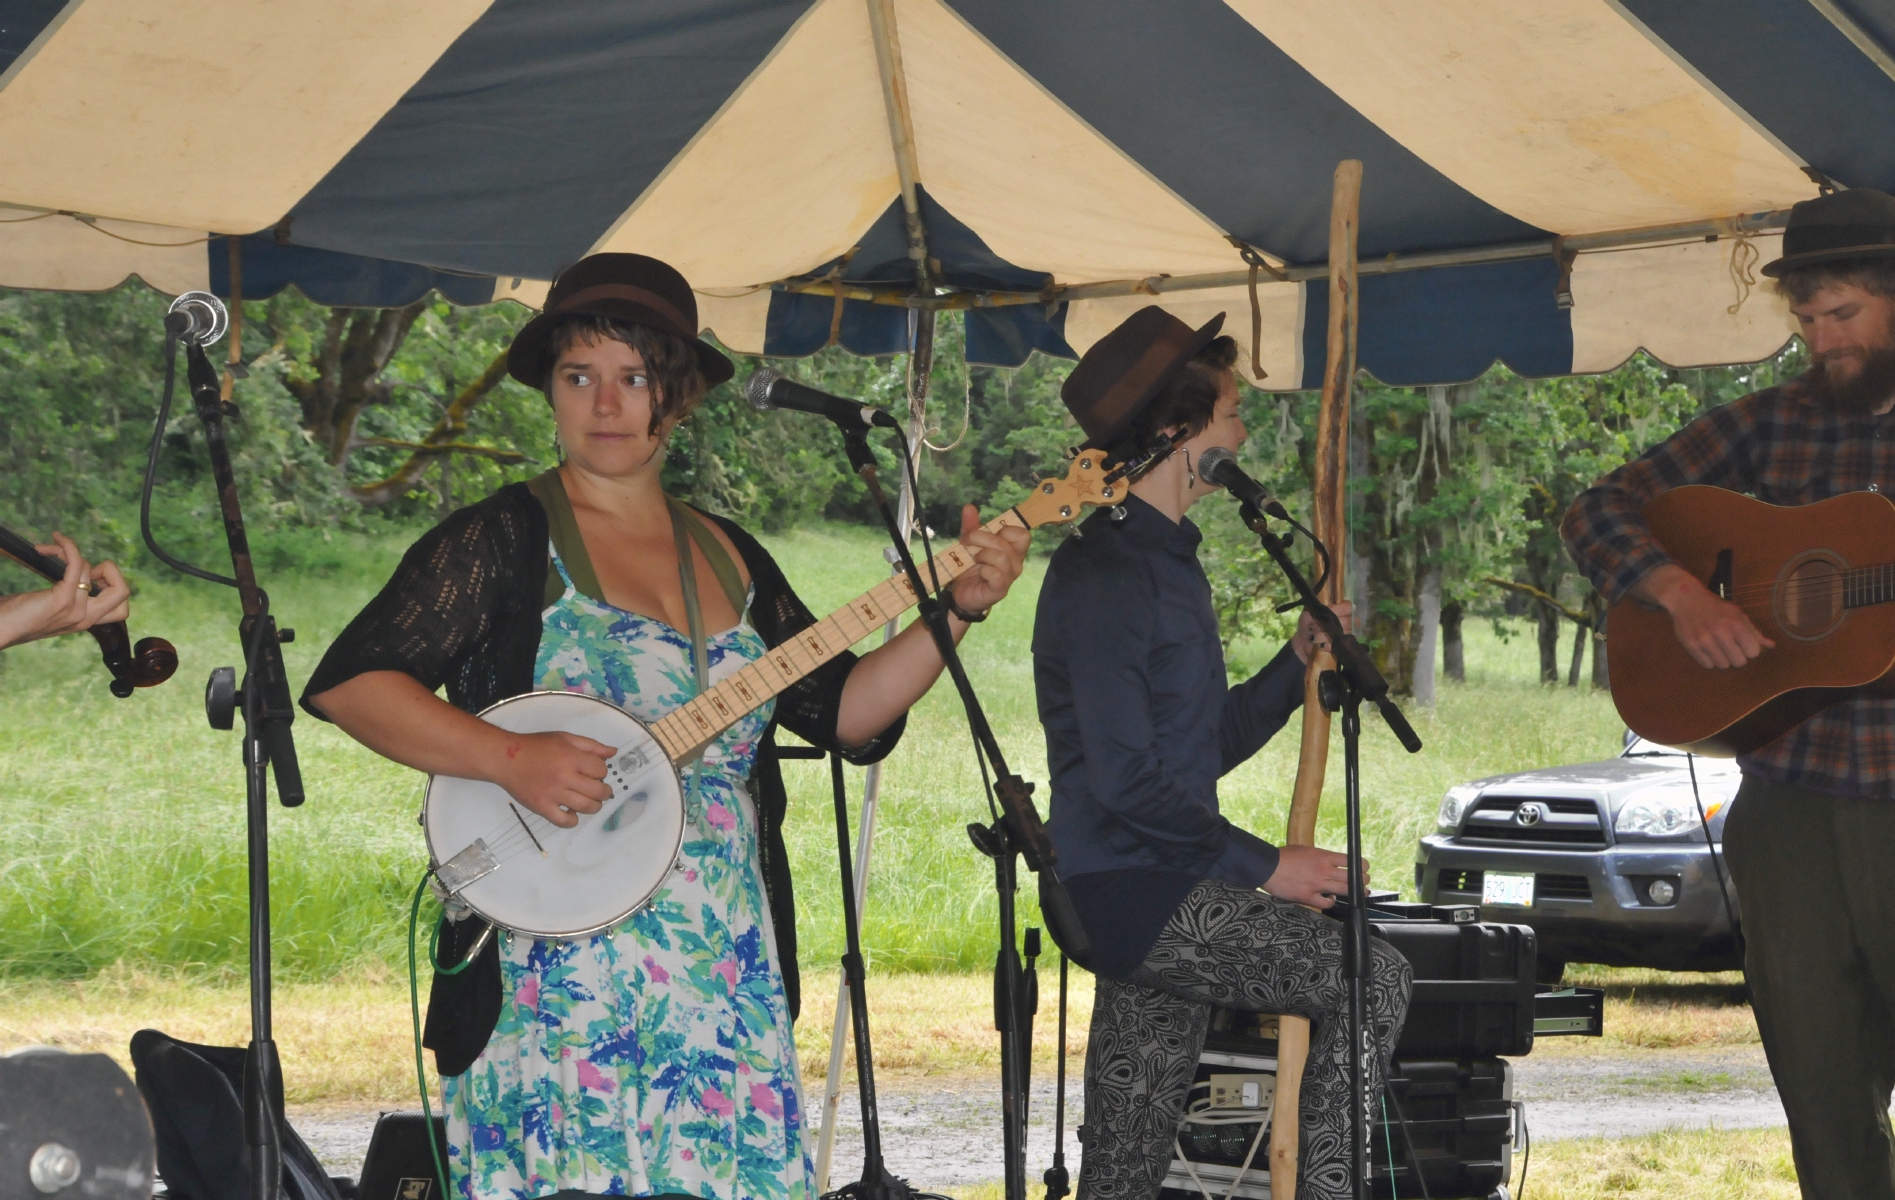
xmin=1563 ymin=372 xmax=1895 ymax=797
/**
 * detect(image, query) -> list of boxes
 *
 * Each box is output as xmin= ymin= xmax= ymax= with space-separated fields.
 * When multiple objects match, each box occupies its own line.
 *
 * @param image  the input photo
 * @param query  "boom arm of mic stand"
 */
xmin=838 ymin=431 xmax=1058 ymax=870
xmin=1240 ymin=503 xmax=1423 ymax=755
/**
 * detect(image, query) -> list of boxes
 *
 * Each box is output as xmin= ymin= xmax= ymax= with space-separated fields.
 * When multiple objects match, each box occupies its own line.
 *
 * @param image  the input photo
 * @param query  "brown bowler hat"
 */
xmin=1762 ymin=189 xmax=1895 ymax=277
xmin=507 ymin=253 xmax=735 ymax=389
xmin=1060 ymin=306 xmax=1225 ymax=450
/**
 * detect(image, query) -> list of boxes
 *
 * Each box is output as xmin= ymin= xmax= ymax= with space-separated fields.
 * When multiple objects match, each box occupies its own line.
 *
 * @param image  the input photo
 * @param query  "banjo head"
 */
xmin=425 ymin=690 xmax=686 ymax=939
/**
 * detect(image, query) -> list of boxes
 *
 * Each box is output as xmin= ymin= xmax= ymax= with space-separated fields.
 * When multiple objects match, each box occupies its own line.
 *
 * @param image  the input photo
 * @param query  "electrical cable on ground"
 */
xmin=410 ymin=873 xmax=477 ymax=1199
xmin=1172 ymin=1081 xmax=1273 ymax=1200
xmin=1685 ymin=754 xmax=1745 ymax=956
xmin=1387 ymin=1084 xmax=1432 ymax=1200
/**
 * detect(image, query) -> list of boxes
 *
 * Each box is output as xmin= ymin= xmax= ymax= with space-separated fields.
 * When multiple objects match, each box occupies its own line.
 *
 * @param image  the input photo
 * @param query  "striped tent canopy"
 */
xmin=2 ymin=0 xmax=1891 ymax=386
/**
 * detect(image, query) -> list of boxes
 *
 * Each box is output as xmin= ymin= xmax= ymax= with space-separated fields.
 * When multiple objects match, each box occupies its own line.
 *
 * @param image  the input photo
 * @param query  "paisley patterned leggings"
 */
xmin=1078 ymin=881 xmax=1412 ymax=1200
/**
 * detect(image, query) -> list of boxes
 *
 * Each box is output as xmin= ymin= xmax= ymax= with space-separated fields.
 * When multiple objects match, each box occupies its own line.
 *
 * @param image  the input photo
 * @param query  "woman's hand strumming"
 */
xmin=489 ymin=731 xmax=616 ymax=828
xmin=940 ymin=504 xmax=1031 ymax=615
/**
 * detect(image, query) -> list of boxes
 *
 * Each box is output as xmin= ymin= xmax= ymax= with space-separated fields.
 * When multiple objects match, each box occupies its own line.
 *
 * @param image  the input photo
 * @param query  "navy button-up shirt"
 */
xmin=1033 ymin=494 xmax=1305 ymax=977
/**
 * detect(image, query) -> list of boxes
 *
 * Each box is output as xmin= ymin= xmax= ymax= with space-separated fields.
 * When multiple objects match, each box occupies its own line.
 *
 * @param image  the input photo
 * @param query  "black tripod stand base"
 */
xmin=822 ymin=1166 xmax=953 ymax=1200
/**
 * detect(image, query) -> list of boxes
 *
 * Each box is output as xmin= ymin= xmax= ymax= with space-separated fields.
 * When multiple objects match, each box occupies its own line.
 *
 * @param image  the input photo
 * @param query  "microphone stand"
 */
xmin=1236 ymin=499 xmax=1420 ymax=1200
xmin=153 ymin=334 xmax=305 ymax=1200
xmin=835 ymin=428 xmax=1053 ymax=1200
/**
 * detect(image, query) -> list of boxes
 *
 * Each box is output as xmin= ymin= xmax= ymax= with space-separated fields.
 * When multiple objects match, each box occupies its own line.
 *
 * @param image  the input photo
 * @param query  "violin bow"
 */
xmin=0 ymin=522 xmax=178 ymax=696
xmin=1272 ymin=158 xmax=1362 ymax=1195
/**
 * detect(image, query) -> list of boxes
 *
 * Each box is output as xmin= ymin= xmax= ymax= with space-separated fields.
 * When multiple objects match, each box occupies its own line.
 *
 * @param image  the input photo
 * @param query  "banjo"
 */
xmin=424 ymin=454 xmax=1120 ymax=940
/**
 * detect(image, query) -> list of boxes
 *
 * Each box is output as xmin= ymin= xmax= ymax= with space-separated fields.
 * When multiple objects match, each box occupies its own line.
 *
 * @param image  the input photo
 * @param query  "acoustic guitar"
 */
xmin=1607 ymin=485 xmax=1895 ymax=756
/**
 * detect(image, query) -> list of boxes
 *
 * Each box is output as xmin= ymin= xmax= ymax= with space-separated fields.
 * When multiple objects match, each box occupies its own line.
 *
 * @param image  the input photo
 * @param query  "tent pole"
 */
xmin=813 ymin=307 xmax=934 ymax=1192
xmin=772 ymin=205 xmax=1792 ymax=309
xmin=1272 ymin=158 xmax=1363 ymax=1200
xmin=866 ymin=0 xmax=930 ymax=294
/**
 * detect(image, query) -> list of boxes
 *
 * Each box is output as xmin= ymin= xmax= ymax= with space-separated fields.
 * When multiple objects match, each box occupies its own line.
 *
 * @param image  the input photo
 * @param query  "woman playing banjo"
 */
xmin=303 ymin=254 xmax=1029 ymax=1200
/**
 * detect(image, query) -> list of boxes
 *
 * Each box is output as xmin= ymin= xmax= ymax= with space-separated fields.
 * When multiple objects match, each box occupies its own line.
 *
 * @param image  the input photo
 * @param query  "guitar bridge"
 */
xmin=1708 ymin=549 xmax=1734 ymax=600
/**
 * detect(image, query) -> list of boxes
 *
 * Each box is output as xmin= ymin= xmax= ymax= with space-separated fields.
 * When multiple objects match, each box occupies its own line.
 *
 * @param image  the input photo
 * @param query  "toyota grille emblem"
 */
xmin=1514 ymin=802 xmax=1547 ymax=827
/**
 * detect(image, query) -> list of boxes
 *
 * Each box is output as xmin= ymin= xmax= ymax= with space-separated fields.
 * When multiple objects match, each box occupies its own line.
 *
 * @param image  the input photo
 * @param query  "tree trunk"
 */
xmin=277 ymin=299 xmax=429 ymax=466
xmin=1567 ymin=617 xmax=1586 ymax=687
xmin=1537 ymin=604 xmax=1561 ymax=684
xmin=1442 ymin=601 xmax=1465 ymax=683
xmin=1415 ymin=564 xmax=1441 ymax=706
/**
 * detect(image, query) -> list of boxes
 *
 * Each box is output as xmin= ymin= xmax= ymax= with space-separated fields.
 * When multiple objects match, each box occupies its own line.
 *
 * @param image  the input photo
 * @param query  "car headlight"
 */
xmin=1436 ymin=785 xmax=1481 ymax=834
xmin=1613 ymin=784 xmax=1707 ymax=838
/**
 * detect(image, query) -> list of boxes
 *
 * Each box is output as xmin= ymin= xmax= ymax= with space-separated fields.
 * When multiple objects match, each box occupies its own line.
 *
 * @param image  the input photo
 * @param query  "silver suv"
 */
xmin=1413 ymin=734 xmax=1743 ymax=982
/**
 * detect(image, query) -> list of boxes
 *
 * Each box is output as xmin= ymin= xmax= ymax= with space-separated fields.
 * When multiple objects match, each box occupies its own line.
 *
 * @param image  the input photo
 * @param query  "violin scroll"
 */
xmin=87 ymin=620 xmax=180 ymax=697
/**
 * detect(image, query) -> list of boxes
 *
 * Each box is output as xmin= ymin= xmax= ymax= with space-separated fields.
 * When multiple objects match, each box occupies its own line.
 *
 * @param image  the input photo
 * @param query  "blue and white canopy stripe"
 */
xmin=2 ymin=0 xmax=1890 ymax=384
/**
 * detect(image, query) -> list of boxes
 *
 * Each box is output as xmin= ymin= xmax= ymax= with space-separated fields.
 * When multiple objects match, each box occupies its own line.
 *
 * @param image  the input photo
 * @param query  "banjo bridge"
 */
xmin=437 ymin=838 xmax=500 ymax=893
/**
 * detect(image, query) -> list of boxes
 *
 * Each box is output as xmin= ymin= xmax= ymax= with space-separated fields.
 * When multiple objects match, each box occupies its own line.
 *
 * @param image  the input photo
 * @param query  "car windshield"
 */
xmin=1620 ymin=733 xmax=1687 ymax=758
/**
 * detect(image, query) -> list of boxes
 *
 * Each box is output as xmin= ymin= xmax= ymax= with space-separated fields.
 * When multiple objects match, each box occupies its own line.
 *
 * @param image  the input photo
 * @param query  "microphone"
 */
xmin=1196 ymin=446 xmax=1289 ymax=520
xmin=745 ymin=367 xmax=901 ymax=432
xmin=164 ymin=291 xmax=228 ymax=346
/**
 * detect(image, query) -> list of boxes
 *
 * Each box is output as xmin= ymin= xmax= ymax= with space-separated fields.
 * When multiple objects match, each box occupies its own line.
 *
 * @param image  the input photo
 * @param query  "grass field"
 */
xmin=0 ymin=962 xmax=1756 ymax=1107
xmin=0 ymin=520 xmax=1626 ymax=982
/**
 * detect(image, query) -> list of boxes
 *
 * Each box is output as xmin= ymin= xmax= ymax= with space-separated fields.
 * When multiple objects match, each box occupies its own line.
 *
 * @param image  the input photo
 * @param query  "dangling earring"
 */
xmin=1184 ymin=448 xmax=1198 ymax=488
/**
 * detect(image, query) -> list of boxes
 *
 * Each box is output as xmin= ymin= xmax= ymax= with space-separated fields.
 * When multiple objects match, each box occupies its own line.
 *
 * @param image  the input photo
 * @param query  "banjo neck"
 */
xmin=649 ymin=453 xmax=1119 ymax=762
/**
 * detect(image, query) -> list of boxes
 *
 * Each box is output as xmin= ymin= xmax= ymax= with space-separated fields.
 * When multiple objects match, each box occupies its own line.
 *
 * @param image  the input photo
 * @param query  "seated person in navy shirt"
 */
xmin=1032 ymin=307 xmax=1411 ymax=1200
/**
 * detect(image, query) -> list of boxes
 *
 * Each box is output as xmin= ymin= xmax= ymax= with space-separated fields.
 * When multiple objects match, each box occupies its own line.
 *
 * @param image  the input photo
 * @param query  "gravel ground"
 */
xmin=293 ymin=1046 xmax=1788 ymax=1189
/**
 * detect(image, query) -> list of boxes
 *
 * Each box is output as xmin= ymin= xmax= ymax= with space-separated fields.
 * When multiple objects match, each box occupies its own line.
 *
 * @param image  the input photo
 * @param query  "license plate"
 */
xmin=1482 ymin=871 xmax=1535 ymax=907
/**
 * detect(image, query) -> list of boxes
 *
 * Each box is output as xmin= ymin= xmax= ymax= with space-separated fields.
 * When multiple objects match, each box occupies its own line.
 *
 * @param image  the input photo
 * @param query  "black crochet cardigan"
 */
xmin=301 ymin=482 xmax=902 ymax=1072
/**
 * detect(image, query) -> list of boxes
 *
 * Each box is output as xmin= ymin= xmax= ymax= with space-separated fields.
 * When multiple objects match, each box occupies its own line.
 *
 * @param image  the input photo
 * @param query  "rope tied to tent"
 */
xmin=6 ymin=210 xmax=212 ymax=246
xmin=1726 ymin=231 xmax=1760 ymax=315
xmin=922 ymin=359 xmax=972 ymax=453
xmin=823 ymin=246 xmax=860 ymax=348
xmin=1552 ymin=235 xmax=1579 ymax=310
xmin=1227 ymin=237 xmax=1286 ymax=382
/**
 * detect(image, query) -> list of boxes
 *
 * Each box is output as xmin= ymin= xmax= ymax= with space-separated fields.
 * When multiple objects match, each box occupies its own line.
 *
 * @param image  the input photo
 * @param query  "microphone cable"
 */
xmin=1685 ymin=753 xmax=1745 ymax=957
xmin=138 ymin=331 xmax=239 ymax=587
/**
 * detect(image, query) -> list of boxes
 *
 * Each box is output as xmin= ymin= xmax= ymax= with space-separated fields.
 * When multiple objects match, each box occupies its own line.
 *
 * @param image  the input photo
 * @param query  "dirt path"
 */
xmin=293 ymin=1046 xmax=1788 ymax=1189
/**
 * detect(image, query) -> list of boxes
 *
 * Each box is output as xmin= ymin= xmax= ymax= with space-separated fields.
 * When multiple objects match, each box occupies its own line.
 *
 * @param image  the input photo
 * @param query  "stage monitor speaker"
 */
xmin=356 ymin=1113 xmax=448 ymax=1200
xmin=1 ymin=1047 xmax=156 ymax=1199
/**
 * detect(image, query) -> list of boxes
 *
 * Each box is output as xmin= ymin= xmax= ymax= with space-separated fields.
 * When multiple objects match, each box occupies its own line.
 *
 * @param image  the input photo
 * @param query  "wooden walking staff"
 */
xmin=1269 ymin=158 xmax=1362 ymax=1198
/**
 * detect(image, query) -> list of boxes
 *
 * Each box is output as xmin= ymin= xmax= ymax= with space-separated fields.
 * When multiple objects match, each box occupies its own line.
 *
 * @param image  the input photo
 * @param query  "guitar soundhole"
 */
xmin=1774 ymin=551 xmax=1848 ymax=641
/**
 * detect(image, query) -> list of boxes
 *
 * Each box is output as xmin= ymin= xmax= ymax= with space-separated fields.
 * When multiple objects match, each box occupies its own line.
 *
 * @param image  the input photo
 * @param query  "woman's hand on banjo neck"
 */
xmin=311 ymin=670 xmax=613 ymax=828
xmin=834 ymin=503 xmax=1030 ymax=747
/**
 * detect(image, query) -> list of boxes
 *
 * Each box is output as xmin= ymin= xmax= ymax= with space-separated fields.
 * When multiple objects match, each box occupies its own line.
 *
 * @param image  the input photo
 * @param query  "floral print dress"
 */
xmin=443 ymin=547 xmax=811 ymax=1200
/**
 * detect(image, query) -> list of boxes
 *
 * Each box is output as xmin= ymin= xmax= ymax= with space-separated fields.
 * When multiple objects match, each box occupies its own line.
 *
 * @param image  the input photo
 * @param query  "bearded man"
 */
xmin=1564 ymin=187 xmax=1895 ymax=1199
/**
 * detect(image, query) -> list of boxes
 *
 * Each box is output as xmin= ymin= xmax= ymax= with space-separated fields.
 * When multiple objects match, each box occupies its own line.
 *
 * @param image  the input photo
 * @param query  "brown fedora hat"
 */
xmin=1762 ymin=188 xmax=1895 ymax=277
xmin=1061 ymin=306 xmax=1225 ymax=449
xmin=507 ymin=253 xmax=735 ymax=389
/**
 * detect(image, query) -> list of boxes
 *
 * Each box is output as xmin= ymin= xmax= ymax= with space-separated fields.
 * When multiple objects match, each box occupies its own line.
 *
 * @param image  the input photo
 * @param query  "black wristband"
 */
xmin=941 ymin=580 xmax=990 ymax=623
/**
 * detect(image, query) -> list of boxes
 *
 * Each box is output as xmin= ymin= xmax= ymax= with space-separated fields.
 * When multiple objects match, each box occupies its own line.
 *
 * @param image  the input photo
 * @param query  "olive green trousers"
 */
xmin=1724 ymin=774 xmax=1895 ymax=1200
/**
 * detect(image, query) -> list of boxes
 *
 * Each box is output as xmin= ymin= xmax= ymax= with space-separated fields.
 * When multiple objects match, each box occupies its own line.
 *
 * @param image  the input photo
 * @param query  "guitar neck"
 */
xmin=1846 ymin=562 xmax=1895 ymax=609
xmin=649 ymin=510 xmax=1028 ymax=762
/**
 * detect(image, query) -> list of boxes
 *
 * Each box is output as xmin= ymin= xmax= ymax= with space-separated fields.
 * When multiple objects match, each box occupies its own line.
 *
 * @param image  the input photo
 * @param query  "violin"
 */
xmin=0 ymin=522 xmax=178 ymax=697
